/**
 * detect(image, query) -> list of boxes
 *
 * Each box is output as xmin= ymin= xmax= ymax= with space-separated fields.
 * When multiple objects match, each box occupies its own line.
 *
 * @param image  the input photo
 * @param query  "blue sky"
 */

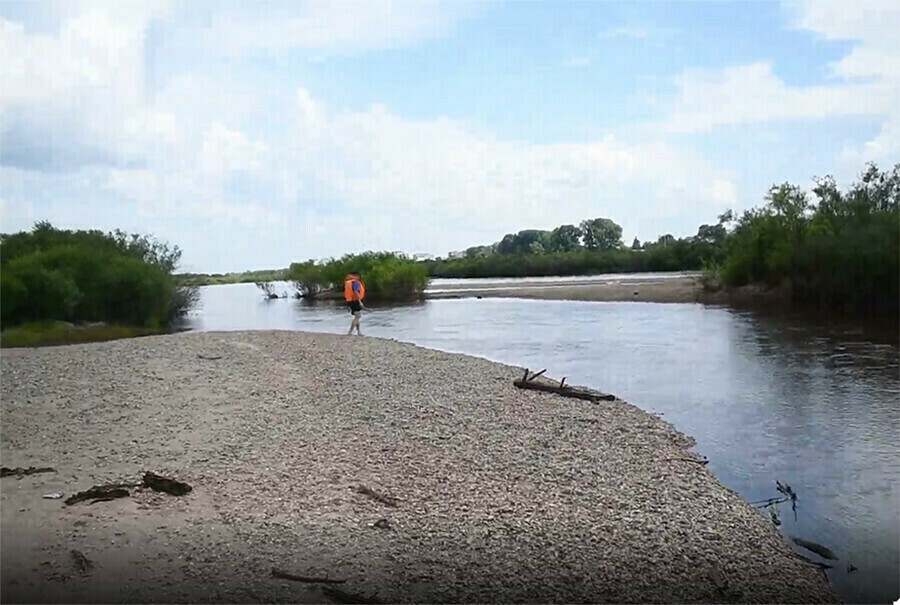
xmin=1 ymin=0 xmax=897 ymax=273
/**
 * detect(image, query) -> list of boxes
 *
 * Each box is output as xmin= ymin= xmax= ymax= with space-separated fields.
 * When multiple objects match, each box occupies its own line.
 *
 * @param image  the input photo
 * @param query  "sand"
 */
xmin=425 ymin=275 xmax=705 ymax=303
xmin=1 ymin=331 xmax=838 ymax=603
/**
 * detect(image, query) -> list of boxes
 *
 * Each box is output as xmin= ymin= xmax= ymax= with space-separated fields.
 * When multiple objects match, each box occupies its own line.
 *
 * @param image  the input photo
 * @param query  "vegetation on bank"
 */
xmin=716 ymin=163 xmax=898 ymax=316
xmin=0 ymin=321 xmax=163 ymax=348
xmin=0 ymin=222 xmax=197 ymax=344
xmin=176 ymin=268 xmax=286 ymax=287
xmin=426 ymin=162 xmax=898 ymax=318
xmin=288 ymin=252 xmax=429 ymax=302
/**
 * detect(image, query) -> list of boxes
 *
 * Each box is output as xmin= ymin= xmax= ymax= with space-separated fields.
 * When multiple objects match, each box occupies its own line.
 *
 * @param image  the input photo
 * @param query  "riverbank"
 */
xmin=1 ymin=331 xmax=838 ymax=603
xmin=425 ymin=274 xmax=704 ymax=303
xmin=0 ymin=321 xmax=170 ymax=349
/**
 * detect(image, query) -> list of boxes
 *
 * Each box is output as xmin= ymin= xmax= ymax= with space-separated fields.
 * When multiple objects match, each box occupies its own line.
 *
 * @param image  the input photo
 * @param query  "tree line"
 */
xmin=427 ymin=162 xmax=898 ymax=318
xmin=425 ymin=219 xmax=726 ymax=278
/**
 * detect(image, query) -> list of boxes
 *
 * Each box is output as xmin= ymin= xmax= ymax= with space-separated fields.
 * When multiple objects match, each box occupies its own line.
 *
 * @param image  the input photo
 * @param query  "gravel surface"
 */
xmin=1 ymin=331 xmax=839 ymax=603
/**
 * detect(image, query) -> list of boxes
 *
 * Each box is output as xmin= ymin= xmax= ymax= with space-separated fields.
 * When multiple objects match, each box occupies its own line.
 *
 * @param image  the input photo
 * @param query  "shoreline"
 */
xmin=1 ymin=331 xmax=839 ymax=603
xmin=424 ymin=274 xmax=704 ymax=303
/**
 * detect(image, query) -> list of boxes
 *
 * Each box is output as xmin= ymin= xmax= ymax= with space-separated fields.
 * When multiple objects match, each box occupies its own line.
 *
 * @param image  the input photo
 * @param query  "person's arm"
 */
xmin=353 ymin=281 xmax=364 ymax=307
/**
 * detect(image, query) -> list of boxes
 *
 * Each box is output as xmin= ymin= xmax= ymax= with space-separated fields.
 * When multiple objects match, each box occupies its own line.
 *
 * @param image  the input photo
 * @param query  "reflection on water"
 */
xmin=187 ymin=282 xmax=900 ymax=604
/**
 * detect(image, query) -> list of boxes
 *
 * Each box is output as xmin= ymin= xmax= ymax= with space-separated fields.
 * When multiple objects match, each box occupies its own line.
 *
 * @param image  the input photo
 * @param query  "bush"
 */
xmin=287 ymin=252 xmax=428 ymax=302
xmin=720 ymin=162 xmax=898 ymax=317
xmin=0 ymin=223 xmax=197 ymax=330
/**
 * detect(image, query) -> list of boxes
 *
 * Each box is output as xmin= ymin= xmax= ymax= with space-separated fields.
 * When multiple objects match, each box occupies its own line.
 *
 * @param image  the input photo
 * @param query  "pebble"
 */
xmin=0 ymin=331 xmax=839 ymax=603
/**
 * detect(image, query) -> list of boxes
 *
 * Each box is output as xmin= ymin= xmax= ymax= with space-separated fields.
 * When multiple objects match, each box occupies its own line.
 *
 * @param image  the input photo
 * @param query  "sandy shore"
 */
xmin=1 ymin=331 xmax=837 ymax=603
xmin=426 ymin=274 xmax=705 ymax=303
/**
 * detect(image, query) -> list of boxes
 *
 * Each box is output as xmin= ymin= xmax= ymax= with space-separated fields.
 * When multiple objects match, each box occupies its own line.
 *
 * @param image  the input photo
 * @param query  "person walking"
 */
xmin=344 ymin=272 xmax=365 ymax=335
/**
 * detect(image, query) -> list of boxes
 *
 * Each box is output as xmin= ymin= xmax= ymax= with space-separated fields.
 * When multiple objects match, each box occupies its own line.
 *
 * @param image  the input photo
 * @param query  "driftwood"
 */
xmin=197 ymin=354 xmax=223 ymax=360
xmin=514 ymin=369 xmax=616 ymax=403
xmin=792 ymin=536 xmax=838 ymax=560
xmin=142 ymin=472 xmax=192 ymax=496
xmin=1 ymin=466 xmax=56 ymax=478
xmin=354 ymin=485 xmax=398 ymax=508
xmin=664 ymin=457 xmax=710 ymax=465
xmin=322 ymin=586 xmax=382 ymax=604
xmin=271 ymin=568 xmax=346 ymax=584
xmin=65 ymin=484 xmax=136 ymax=505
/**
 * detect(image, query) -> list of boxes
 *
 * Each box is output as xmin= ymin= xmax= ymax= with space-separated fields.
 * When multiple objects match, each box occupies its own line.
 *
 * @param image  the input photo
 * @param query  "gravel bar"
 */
xmin=1 ymin=330 xmax=840 ymax=603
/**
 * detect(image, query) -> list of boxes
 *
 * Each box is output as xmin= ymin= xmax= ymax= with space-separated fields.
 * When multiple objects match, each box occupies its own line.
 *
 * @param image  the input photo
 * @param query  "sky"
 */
xmin=0 ymin=0 xmax=897 ymax=273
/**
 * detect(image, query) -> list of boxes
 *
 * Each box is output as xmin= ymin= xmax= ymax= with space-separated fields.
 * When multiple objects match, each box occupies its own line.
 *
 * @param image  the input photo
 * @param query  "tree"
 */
xmin=549 ymin=224 xmax=582 ymax=252
xmin=580 ymin=218 xmax=623 ymax=251
xmin=695 ymin=224 xmax=727 ymax=245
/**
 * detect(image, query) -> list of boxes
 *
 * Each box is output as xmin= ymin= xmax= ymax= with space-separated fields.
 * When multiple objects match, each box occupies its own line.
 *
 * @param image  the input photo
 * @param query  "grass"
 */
xmin=0 ymin=321 xmax=169 ymax=349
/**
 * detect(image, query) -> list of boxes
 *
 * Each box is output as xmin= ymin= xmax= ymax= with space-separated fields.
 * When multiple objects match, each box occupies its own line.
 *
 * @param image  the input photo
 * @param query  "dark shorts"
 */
xmin=348 ymin=301 xmax=362 ymax=314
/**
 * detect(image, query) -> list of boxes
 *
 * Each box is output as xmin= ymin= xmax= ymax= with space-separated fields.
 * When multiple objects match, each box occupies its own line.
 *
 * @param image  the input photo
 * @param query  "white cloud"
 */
xmin=280 ymin=89 xmax=736 ymax=245
xmin=664 ymin=61 xmax=892 ymax=133
xmin=790 ymin=0 xmax=900 ymax=164
xmin=660 ymin=1 xmax=899 ymax=166
xmin=194 ymin=0 xmax=485 ymax=58
xmin=0 ymin=3 xmax=739 ymax=271
xmin=0 ymin=7 xmax=164 ymax=171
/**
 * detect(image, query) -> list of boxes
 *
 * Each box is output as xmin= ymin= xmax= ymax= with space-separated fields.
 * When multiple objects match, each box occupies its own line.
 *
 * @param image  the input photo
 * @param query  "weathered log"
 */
xmin=65 ymin=484 xmax=133 ymax=506
xmin=142 ymin=472 xmax=192 ymax=496
xmin=513 ymin=379 xmax=616 ymax=402
xmin=792 ymin=536 xmax=838 ymax=560
xmin=322 ymin=586 xmax=382 ymax=604
xmin=197 ymin=354 xmax=222 ymax=360
xmin=271 ymin=568 xmax=346 ymax=584
xmin=1 ymin=466 xmax=56 ymax=478
xmin=354 ymin=485 xmax=398 ymax=507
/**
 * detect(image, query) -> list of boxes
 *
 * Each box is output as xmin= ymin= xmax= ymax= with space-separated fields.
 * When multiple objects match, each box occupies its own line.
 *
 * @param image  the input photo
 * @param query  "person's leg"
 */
xmin=347 ymin=304 xmax=355 ymax=334
xmin=352 ymin=310 xmax=362 ymax=335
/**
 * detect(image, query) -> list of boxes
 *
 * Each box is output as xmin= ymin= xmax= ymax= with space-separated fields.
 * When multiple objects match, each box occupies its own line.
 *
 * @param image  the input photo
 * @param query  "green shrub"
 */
xmin=287 ymin=252 xmax=428 ymax=302
xmin=0 ymin=223 xmax=197 ymax=330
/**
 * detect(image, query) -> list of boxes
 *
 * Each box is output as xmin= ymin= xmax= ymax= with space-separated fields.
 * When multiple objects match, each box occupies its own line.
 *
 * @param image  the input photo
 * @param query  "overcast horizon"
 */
xmin=1 ymin=1 xmax=898 ymax=274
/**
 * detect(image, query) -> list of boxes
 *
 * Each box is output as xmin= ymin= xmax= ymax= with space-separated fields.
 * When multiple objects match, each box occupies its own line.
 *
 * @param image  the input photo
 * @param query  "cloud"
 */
xmin=659 ymin=1 xmax=899 ymax=165
xmin=0 ymin=9 xmax=166 ymax=172
xmin=790 ymin=0 xmax=900 ymax=164
xmin=663 ymin=61 xmax=892 ymax=133
xmin=192 ymin=0 xmax=486 ymax=58
xmin=277 ymin=89 xmax=738 ymax=244
xmin=0 ymin=2 xmax=739 ymax=271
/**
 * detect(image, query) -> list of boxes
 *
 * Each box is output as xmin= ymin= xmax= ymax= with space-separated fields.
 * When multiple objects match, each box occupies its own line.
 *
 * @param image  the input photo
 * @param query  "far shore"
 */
xmin=1 ymin=331 xmax=837 ymax=604
xmin=425 ymin=274 xmax=707 ymax=303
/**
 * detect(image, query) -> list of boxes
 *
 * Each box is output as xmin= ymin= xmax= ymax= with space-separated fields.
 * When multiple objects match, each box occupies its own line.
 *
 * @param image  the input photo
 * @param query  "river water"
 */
xmin=185 ymin=280 xmax=899 ymax=604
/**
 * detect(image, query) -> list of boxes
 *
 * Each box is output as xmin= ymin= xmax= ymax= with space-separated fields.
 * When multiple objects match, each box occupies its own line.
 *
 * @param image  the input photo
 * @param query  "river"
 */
xmin=184 ymin=279 xmax=900 ymax=604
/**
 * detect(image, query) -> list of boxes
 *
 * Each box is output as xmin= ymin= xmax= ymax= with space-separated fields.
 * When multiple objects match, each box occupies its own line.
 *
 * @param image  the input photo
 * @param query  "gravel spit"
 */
xmin=1 ymin=331 xmax=840 ymax=603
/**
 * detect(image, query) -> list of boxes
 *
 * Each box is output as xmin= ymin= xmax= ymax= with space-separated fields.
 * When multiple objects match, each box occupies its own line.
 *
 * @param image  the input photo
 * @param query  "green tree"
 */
xmin=580 ymin=218 xmax=623 ymax=251
xmin=550 ymin=224 xmax=583 ymax=252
